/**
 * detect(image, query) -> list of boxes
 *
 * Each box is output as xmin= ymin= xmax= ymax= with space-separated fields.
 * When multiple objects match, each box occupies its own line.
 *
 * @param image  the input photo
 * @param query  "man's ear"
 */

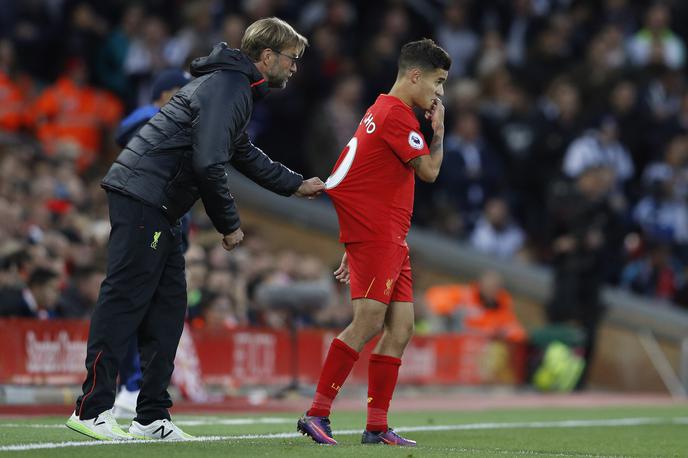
xmin=259 ymin=48 xmax=272 ymax=65
xmin=409 ymin=68 xmax=422 ymax=84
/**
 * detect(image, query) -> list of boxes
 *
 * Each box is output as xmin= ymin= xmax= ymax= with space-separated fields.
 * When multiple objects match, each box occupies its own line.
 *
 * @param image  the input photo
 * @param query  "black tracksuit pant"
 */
xmin=75 ymin=191 xmax=186 ymax=422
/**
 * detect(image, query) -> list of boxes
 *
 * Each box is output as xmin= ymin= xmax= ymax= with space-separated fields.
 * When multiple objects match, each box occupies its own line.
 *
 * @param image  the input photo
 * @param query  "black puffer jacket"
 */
xmin=102 ymin=43 xmax=303 ymax=234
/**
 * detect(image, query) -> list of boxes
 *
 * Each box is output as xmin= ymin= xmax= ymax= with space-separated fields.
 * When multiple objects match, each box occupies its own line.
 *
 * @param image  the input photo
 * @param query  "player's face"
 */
xmin=266 ymin=46 xmax=300 ymax=89
xmin=416 ymin=68 xmax=448 ymax=110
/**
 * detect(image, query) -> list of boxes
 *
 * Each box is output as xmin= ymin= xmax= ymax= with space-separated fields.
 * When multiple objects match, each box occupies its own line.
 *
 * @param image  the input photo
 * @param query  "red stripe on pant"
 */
xmin=78 ymin=350 xmax=103 ymax=418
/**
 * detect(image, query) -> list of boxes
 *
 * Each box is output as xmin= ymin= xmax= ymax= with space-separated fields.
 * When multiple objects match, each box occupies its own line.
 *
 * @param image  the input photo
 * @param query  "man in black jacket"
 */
xmin=111 ymin=69 xmax=192 ymax=421
xmin=545 ymin=164 xmax=623 ymax=389
xmin=67 ymin=17 xmax=324 ymax=441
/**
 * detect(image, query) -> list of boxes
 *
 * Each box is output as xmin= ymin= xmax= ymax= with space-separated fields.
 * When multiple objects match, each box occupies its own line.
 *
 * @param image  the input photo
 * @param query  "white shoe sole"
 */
xmin=65 ymin=416 xmax=134 ymax=441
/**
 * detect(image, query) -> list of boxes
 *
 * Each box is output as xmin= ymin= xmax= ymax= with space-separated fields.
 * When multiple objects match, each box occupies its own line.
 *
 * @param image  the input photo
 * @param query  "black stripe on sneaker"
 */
xmin=153 ymin=425 xmax=173 ymax=439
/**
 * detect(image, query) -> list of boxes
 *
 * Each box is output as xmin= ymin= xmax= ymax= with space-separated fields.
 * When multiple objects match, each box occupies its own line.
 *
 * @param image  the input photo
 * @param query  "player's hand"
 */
xmin=294 ymin=177 xmax=325 ymax=199
xmin=222 ymin=228 xmax=244 ymax=251
xmin=333 ymin=252 xmax=350 ymax=284
xmin=424 ymin=98 xmax=445 ymax=134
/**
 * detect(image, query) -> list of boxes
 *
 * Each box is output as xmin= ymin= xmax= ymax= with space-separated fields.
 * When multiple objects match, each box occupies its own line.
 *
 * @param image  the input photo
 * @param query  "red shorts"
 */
xmin=345 ymin=242 xmax=413 ymax=305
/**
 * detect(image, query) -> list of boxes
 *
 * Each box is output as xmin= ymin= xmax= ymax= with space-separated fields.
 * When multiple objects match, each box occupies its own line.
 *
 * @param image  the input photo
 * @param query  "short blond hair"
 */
xmin=241 ymin=17 xmax=308 ymax=61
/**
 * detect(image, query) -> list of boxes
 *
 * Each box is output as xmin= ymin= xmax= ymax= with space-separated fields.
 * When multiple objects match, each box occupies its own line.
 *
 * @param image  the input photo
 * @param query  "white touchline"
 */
xmin=177 ymin=418 xmax=294 ymax=426
xmin=0 ymin=417 xmax=294 ymax=428
xmin=0 ymin=417 xmax=686 ymax=452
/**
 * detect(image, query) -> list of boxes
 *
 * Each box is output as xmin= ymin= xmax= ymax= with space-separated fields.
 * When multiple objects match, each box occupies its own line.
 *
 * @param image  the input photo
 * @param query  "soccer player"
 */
xmin=297 ymin=39 xmax=450 ymax=446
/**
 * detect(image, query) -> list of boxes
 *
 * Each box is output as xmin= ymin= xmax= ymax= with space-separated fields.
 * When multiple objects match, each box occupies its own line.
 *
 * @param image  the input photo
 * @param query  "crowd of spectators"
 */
xmin=0 ymin=140 xmax=351 ymax=327
xmin=0 ymin=0 xmax=687 ymax=334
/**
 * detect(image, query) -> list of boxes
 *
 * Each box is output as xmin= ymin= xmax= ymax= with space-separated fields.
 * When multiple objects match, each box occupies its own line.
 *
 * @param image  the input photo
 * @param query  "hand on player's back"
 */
xmin=294 ymin=177 xmax=326 ymax=198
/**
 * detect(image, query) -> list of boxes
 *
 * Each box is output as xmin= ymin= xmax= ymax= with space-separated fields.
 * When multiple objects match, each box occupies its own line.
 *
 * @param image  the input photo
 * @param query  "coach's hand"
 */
xmin=222 ymin=228 xmax=244 ymax=251
xmin=334 ymin=252 xmax=350 ymax=284
xmin=294 ymin=177 xmax=326 ymax=199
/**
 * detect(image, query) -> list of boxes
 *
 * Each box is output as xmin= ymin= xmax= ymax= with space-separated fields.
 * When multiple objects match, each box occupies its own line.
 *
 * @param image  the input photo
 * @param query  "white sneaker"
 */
xmin=66 ymin=409 xmax=134 ymax=441
xmin=128 ymin=419 xmax=194 ymax=441
xmin=112 ymin=388 xmax=139 ymax=419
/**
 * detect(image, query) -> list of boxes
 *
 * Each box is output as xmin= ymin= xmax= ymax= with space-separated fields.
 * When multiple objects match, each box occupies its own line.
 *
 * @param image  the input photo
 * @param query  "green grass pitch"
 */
xmin=0 ymin=406 xmax=686 ymax=457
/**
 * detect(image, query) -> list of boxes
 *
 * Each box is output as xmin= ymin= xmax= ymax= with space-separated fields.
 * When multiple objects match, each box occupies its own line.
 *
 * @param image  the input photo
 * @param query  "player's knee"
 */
xmin=352 ymin=309 xmax=385 ymax=336
xmin=398 ymin=321 xmax=414 ymax=345
xmin=387 ymin=321 xmax=414 ymax=347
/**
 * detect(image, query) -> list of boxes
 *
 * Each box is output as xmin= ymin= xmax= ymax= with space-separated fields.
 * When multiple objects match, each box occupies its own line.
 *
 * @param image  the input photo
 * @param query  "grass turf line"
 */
xmin=0 ymin=406 xmax=685 ymax=457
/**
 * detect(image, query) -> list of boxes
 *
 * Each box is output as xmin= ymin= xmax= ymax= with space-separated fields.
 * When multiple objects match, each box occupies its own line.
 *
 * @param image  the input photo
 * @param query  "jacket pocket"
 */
xmin=160 ymin=159 xmax=196 ymax=222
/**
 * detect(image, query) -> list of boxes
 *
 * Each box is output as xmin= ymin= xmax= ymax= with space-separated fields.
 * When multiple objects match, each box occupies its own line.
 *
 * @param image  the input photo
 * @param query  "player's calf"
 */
xmin=373 ymin=323 xmax=414 ymax=357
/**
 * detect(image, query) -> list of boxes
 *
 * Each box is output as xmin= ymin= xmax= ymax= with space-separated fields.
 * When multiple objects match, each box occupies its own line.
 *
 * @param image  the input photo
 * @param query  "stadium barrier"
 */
xmin=0 ymin=319 xmax=526 ymax=387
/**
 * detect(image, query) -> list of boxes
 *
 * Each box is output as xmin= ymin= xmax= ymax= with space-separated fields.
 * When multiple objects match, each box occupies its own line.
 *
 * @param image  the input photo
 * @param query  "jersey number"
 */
xmin=325 ymin=137 xmax=357 ymax=189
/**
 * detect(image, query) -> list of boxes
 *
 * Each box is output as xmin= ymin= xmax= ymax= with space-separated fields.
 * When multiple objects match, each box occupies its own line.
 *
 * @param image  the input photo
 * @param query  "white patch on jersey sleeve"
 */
xmin=408 ymin=131 xmax=424 ymax=150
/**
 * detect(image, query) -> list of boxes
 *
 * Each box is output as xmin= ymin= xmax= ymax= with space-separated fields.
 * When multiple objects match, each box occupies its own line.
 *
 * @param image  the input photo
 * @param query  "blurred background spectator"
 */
xmin=0 ymin=266 xmax=61 ymax=319
xmin=431 ymin=110 xmax=505 ymax=237
xmin=469 ymin=197 xmax=526 ymax=260
xmin=621 ymin=238 xmax=686 ymax=302
xmin=545 ymin=163 xmax=624 ymax=387
xmin=424 ymin=270 xmax=527 ymax=342
xmin=627 ymin=3 xmax=685 ymax=69
xmin=54 ymin=265 xmax=104 ymax=318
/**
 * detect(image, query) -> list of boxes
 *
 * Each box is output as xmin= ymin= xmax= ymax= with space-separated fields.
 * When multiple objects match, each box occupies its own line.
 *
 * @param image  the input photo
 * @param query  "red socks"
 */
xmin=307 ymin=340 xmax=402 ymax=431
xmin=307 ymin=338 xmax=359 ymax=417
xmin=366 ymin=353 xmax=401 ymax=432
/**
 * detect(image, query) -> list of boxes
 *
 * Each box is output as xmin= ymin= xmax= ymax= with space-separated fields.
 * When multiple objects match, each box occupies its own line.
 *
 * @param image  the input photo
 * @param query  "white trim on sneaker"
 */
xmin=66 ymin=409 xmax=134 ymax=441
xmin=128 ymin=419 xmax=194 ymax=441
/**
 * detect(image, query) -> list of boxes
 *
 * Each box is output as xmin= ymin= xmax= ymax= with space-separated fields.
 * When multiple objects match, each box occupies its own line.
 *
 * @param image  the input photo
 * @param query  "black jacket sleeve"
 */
xmin=231 ymin=132 xmax=304 ymax=196
xmin=190 ymin=72 xmax=248 ymax=235
xmin=115 ymin=121 xmax=139 ymax=148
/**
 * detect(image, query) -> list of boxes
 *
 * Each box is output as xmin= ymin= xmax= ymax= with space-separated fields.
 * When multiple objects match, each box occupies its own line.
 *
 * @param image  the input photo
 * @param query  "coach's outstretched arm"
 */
xmin=408 ymin=98 xmax=445 ymax=183
xmin=232 ymin=131 xmax=303 ymax=194
xmin=232 ymin=132 xmax=325 ymax=198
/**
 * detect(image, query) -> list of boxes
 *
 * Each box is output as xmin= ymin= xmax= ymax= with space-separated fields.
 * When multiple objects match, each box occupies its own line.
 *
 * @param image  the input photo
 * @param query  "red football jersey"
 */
xmin=326 ymin=94 xmax=430 ymax=245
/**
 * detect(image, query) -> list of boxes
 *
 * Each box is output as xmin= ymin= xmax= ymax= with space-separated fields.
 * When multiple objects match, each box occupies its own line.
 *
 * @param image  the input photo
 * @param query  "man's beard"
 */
xmin=267 ymin=77 xmax=288 ymax=88
xmin=266 ymin=65 xmax=289 ymax=88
